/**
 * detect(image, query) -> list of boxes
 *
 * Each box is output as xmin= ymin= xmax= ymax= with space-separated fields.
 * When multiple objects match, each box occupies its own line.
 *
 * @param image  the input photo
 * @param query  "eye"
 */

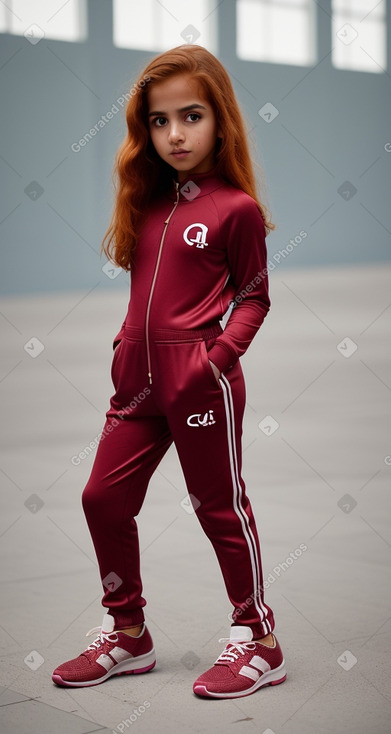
xmin=186 ymin=113 xmax=201 ymax=122
xmin=152 ymin=116 xmax=167 ymax=127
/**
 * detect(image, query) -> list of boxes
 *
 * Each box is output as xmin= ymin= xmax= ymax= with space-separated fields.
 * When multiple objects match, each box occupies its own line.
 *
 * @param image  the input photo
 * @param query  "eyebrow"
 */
xmin=148 ymin=103 xmax=207 ymax=117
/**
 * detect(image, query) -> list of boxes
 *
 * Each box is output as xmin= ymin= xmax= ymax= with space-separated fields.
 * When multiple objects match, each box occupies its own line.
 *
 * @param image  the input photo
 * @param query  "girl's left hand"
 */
xmin=209 ymin=359 xmax=221 ymax=384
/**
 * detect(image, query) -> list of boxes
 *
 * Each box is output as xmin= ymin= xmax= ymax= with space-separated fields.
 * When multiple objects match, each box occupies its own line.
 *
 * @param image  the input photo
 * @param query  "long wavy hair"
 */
xmin=101 ymin=44 xmax=275 ymax=270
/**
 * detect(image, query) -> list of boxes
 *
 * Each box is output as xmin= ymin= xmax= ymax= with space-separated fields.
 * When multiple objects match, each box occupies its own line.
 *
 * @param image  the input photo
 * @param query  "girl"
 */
xmin=52 ymin=44 xmax=286 ymax=699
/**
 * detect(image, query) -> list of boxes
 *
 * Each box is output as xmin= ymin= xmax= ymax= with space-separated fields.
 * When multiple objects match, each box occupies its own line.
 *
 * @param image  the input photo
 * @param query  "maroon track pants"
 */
xmin=81 ymin=324 xmax=275 ymax=638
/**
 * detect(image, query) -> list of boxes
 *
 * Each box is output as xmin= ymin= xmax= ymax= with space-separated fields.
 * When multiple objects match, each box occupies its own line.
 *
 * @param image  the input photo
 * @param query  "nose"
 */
xmin=168 ymin=120 xmax=185 ymax=145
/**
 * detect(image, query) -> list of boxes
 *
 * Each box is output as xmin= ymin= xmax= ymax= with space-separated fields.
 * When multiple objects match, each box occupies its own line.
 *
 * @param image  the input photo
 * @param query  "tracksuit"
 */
xmin=81 ymin=166 xmax=275 ymax=638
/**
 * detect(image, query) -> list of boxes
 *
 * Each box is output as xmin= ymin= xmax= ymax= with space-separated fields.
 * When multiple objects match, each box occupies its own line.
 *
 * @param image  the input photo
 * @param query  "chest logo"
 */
xmin=183 ymin=222 xmax=209 ymax=249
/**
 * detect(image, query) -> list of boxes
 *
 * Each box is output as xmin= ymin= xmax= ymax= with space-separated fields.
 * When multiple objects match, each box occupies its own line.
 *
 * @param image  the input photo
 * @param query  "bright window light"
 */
xmin=332 ymin=0 xmax=387 ymax=73
xmin=113 ymin=0 xmax=217 ymax=54
xmin=236 ymin=0 xmax=316 ymax=66
xmin=0 ymin=0 xmax=86 ymax=42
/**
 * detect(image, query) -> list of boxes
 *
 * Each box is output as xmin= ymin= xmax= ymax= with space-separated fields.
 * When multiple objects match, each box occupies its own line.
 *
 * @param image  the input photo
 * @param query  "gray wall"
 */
xmin=1 ymin=0 xmax=390 ymax=296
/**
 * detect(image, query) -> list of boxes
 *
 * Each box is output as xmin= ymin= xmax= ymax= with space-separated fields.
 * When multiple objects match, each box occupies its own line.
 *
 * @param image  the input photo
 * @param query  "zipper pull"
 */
xmin=148 ymin=372 xmax=152 ymax=385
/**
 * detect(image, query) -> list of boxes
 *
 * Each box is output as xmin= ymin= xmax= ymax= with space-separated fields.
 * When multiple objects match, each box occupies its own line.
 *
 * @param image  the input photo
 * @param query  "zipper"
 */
xmin=145 ymin=181 xmax=180 ymax=384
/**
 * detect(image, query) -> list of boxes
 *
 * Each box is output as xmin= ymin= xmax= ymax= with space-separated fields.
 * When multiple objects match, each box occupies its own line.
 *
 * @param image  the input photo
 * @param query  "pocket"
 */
xmin=200 ymin=339 xmax=221 ymax=387
xmin=111 ymin=338 xmax=123 ymax=386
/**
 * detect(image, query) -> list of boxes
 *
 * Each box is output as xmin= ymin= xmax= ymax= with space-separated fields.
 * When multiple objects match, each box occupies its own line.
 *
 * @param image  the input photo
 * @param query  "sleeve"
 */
xmin=113 ymin=320 xmax=126 ymax=350
xmin=207 ymin=197 xmax=271 ymax=374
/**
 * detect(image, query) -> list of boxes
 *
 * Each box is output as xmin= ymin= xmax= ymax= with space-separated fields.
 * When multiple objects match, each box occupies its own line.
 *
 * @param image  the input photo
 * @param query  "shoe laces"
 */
xmin=84 ymin=624 xmax=119 ymax=651
xmin=215 ymin=638 xmax=257 ymax=664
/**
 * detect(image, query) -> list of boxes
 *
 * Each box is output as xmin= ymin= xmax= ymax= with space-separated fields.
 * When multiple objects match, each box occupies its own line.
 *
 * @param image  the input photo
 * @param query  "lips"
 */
xmin=171 ymin=149 xmax=190 ymax=155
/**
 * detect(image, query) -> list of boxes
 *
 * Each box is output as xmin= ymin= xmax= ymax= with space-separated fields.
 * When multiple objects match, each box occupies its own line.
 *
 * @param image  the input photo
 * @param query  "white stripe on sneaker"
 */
xmin=238 ymin=665 xmax=259 ymax=682
xmin=248 ymin=655 xmax=271 ymax=673
xmin=110 ymin=646 xmax=133 ymax=663
xmin=96 ymin=654 xmax=115 ymax=671
xmin=238 ymin=655 xmax=271 ymax=681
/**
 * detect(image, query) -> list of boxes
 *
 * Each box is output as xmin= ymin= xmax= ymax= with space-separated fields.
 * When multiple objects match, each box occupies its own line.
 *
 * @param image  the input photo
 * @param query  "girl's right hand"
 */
xmin=209 ymin=359 xmax=221 ymax=384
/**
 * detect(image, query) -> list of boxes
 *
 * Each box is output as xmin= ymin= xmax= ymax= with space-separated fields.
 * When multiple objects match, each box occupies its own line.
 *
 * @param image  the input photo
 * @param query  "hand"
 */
xmin=209 ymin=359 xmax=221 ymax=384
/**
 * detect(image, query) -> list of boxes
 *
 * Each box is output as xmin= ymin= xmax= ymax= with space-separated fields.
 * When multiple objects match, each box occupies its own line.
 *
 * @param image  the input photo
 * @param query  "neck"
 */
xmin=173 ymin=163 xmax=219 ymax=185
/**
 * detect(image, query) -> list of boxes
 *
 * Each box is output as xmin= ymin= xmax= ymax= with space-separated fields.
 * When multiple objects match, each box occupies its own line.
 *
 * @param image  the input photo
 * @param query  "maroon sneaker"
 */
xmin=193 ymin=625 xmax=286 ymax=699
xmin=52 ymin=613 xmax=156 ymax=687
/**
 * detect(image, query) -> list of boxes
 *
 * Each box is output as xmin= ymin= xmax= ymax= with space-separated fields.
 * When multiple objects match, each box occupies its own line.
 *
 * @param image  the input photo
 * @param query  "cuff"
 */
xmin=207 ymin=341 xmax=238 ymax=374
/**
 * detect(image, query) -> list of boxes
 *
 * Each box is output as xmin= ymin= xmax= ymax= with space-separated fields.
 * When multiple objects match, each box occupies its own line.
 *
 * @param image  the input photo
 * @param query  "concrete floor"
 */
xmin=0 ymin=263 xmax=390 ymax=734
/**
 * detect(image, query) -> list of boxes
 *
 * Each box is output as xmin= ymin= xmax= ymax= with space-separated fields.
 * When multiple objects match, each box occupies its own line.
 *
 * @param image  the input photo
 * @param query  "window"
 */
xmin=113 ymin=0 xmax=217 ymax=54
xmin=236 ymin=0 xmax=316 ymax=66
xmin=332 ymin=0 xmax=386 ymax=73
xmin=0 ymin=0 xmax=86 ymax=42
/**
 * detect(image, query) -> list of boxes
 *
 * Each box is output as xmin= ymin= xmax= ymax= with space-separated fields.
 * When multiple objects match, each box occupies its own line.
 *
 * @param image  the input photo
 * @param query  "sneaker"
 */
xmin=52 ymin=613 xmax=156 ymax=687
xmin=193 ymin=625 xmax=286 ymax=699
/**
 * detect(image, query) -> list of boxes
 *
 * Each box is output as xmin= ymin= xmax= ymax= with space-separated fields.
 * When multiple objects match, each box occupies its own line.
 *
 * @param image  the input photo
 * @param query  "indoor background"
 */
xmin=0 ymin=2 xmax=390 ymax=733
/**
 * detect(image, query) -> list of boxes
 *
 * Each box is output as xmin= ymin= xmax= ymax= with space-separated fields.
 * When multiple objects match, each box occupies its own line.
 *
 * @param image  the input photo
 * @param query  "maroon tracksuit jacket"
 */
xmin=82 ymin=166 xmax=275 ymax=638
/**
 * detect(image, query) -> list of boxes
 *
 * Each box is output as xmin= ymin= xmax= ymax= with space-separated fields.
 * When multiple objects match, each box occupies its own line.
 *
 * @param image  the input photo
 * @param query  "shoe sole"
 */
xmin=193 ymin=660 xmax=287 ymax=699
xmin=52 ymin=649 xmax=156 ymax=688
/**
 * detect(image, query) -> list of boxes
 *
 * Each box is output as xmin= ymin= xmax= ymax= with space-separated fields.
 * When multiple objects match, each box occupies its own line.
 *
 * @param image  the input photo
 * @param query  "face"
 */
xmin=147 ymin=74 xmax=222 ymax=182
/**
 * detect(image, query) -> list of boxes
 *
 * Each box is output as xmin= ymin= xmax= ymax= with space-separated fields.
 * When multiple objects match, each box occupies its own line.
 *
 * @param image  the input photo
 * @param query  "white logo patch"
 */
xmin=183 ymin=222 xmax=208 ymax=248
xmin=187 ymin=410 xmax=216 ymax=428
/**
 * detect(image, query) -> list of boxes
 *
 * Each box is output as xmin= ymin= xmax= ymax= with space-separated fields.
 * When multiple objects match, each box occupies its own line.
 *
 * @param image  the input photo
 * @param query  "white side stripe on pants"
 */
xmin=219 ymin=374 xmax=272 ymax=635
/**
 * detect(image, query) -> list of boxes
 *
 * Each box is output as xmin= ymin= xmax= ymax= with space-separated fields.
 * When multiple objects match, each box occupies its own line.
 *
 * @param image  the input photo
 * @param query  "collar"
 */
xmin=167 ymin=165 xmax=227 ymax=201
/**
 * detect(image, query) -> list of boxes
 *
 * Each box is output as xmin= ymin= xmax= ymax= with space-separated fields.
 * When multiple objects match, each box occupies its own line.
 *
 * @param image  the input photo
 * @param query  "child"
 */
xmin=52 ymin=44 xmax=286 ymax=699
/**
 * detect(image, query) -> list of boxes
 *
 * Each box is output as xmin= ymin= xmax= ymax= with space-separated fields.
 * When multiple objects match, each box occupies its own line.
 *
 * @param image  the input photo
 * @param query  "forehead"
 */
xmin=147 ymin=74 xmax=207 ymax=110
